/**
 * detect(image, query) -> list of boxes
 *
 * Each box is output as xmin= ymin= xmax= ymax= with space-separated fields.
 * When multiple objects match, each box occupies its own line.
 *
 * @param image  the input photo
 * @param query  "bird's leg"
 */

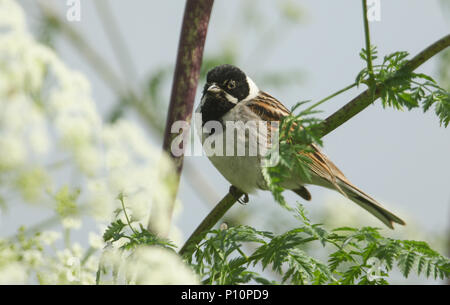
xmin=229 ymin=185 xmax=249 ymax=205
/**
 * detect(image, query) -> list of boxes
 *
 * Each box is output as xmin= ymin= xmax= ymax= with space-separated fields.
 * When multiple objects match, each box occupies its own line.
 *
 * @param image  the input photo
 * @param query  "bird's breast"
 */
xmin=197 ymin=104 xmax=270 ymax=193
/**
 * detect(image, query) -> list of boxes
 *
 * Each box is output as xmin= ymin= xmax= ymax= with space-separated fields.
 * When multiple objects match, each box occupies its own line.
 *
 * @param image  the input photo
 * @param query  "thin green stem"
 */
xmin=81 ymin=247 xmax=96 ymax=266
xmin=118 ymin=194 xmax=138 ymax=235
xmin=304 ymin=83 xmax=357 ymax=113
xmin=410 ymin=80 xmax=434 ymax=93
xmin=64 ymin=228 xmax=71 ymax=249
xmin=362 ymin=0 xmax=375 ymax=87
xmin=95 ymin=265 xmax=102 ymax=285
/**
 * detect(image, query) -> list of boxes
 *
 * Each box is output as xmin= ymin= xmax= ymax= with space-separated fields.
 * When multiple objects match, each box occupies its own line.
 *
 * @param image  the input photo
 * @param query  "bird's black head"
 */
xmin=203 ymin=64 xmax=250 ymax=101
xmin=200 ymin=65 xmax=254 ymax=126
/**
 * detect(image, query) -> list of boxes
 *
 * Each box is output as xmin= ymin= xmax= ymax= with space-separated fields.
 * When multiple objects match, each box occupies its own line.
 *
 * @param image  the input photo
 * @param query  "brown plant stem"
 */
xmin=147 ymin=0 xmax=214 ymax=235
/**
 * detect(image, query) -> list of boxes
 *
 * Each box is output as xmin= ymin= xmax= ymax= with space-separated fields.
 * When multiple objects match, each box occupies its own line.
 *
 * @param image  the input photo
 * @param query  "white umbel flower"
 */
xmin=125 ymin=246 xmax=199 ymax=285
xmin=0 ymin=262 xmax=27 ymax=284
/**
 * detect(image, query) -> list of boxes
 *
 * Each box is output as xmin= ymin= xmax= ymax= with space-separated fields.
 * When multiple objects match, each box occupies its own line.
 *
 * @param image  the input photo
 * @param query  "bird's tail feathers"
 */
xmin=337 ymin=179 xmax=406 ymax=229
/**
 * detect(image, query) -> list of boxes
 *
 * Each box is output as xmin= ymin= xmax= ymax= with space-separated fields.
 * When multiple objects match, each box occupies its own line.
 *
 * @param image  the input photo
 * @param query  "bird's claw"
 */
xmin=229 ymin=185 xmax=249 ymax=205
xmin=238 ymin=193 xmax=249 ymax=205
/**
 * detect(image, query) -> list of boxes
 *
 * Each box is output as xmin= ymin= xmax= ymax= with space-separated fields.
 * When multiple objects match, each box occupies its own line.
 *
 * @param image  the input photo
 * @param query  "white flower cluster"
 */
xmin=0 ymin=0 xmax=193 ymax=284
xmin=0 ymin=230 xmax=99 ymax=284
xmin=98 ymin=245 xmax=199 ymax=285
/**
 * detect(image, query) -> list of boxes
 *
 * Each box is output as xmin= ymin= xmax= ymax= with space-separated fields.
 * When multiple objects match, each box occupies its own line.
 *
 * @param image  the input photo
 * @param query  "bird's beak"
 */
xmin=207 ymin=83 xmax=221 ymax=94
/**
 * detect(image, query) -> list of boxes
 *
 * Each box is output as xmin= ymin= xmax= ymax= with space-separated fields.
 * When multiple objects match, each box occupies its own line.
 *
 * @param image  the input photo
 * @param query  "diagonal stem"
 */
xmin=179 ymin=189 xmax=242 ymax=255
xmin=304 ymin=83 xmax=357 ymax=113
xmin=319 ymin=33 xmax=450 ymax=138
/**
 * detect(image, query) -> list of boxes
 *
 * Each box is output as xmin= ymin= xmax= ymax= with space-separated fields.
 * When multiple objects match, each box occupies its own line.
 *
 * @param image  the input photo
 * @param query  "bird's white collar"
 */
xmin=242 ymin=76 xmax=260 ymax=102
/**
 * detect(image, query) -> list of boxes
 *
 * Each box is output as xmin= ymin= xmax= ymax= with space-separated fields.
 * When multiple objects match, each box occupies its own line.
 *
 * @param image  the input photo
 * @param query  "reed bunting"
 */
xmin=196 ymin=64 xmax=405 ymax=229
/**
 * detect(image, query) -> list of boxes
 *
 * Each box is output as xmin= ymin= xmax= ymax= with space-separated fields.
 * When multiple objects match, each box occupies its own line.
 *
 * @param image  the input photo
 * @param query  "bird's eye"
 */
xmin=227 ymin=80 xmax=236 ymax=90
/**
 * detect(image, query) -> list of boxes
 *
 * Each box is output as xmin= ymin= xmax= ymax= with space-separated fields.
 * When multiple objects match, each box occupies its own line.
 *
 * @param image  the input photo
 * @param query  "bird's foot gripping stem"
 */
xmin=229 ymin=185 xmax=249 ymax=205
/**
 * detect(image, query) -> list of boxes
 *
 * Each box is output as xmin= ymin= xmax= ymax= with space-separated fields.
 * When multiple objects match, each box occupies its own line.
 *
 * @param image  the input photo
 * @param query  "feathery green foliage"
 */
xmin=179 ymin=204 xmax=450 ymax=285
xmin=102 ymin=195 xmax=176 ymax=251
xmin=262 ymin=101 xmax=323 ymax=210
xmin=357 ymin=46 xmax=450 ymax=127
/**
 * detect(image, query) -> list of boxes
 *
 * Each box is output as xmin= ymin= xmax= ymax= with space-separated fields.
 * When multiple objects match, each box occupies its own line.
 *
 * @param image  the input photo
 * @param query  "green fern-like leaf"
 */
xmin=397 ymin=251 xmax=416 ymax=278
xmin=102 ymin=219 xmax=126 ymax=242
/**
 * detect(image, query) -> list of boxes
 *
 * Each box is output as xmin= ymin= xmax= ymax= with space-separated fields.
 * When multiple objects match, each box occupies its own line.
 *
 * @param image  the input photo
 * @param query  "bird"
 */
xmin=195 ymin=64 xmax=405 ymax=229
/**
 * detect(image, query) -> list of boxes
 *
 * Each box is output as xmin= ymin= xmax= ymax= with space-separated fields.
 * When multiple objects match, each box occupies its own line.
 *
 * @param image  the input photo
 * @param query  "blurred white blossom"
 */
xmin=0 ymin=134 xmax=27 ymax=170
xmin=37 ymin=231 xmax=61 ymax=246
xmin=23 ymin=249 xmax=44 ymax=267
xmin=96 ymin=242 xmax=198 ymax=284
xmin=125 ymin=246 xmax=199 ymax=285
xmin=0 ymin=0 xmax=183 ymax=284
xmin=61 ymin=217 xmax=82 ymax=230
xmin=15 ymin=166 xmax=50 ymax=202
xmin=88 ymin=232 xmax=105 ymax=250
xmin=0 ymin=262 xmax=27 ymax=284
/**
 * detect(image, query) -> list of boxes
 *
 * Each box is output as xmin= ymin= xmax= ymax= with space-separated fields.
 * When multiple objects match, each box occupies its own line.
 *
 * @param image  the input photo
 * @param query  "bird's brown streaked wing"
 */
xmin=246 ymin=91 xmax=290 ymax=121
xmin=244 ymin=91 xmax=405 ymax=228
xmin=309 ymin=143 xmax=347 ymax=180
xmin=303 ymin=145 xmax=348 ymax=195
xmin=245 ymin=91 xmax=340 ymax=187
xmin=245 ymin=91 xmax=291 ymax=145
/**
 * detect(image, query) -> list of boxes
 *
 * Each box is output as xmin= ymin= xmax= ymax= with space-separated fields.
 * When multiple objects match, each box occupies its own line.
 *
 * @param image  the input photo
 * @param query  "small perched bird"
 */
xmin=196 ymin=64 xmax=405 ymax=229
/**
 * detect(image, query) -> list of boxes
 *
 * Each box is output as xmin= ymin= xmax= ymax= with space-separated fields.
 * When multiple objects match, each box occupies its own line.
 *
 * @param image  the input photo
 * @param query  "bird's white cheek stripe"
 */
xmin=224 ymin=92 xmax=238 ymax=104
xmin=199 ymin=89 xmax=238 ymax=105
xmin=243 ymin=76 xmax=260 ymax=102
